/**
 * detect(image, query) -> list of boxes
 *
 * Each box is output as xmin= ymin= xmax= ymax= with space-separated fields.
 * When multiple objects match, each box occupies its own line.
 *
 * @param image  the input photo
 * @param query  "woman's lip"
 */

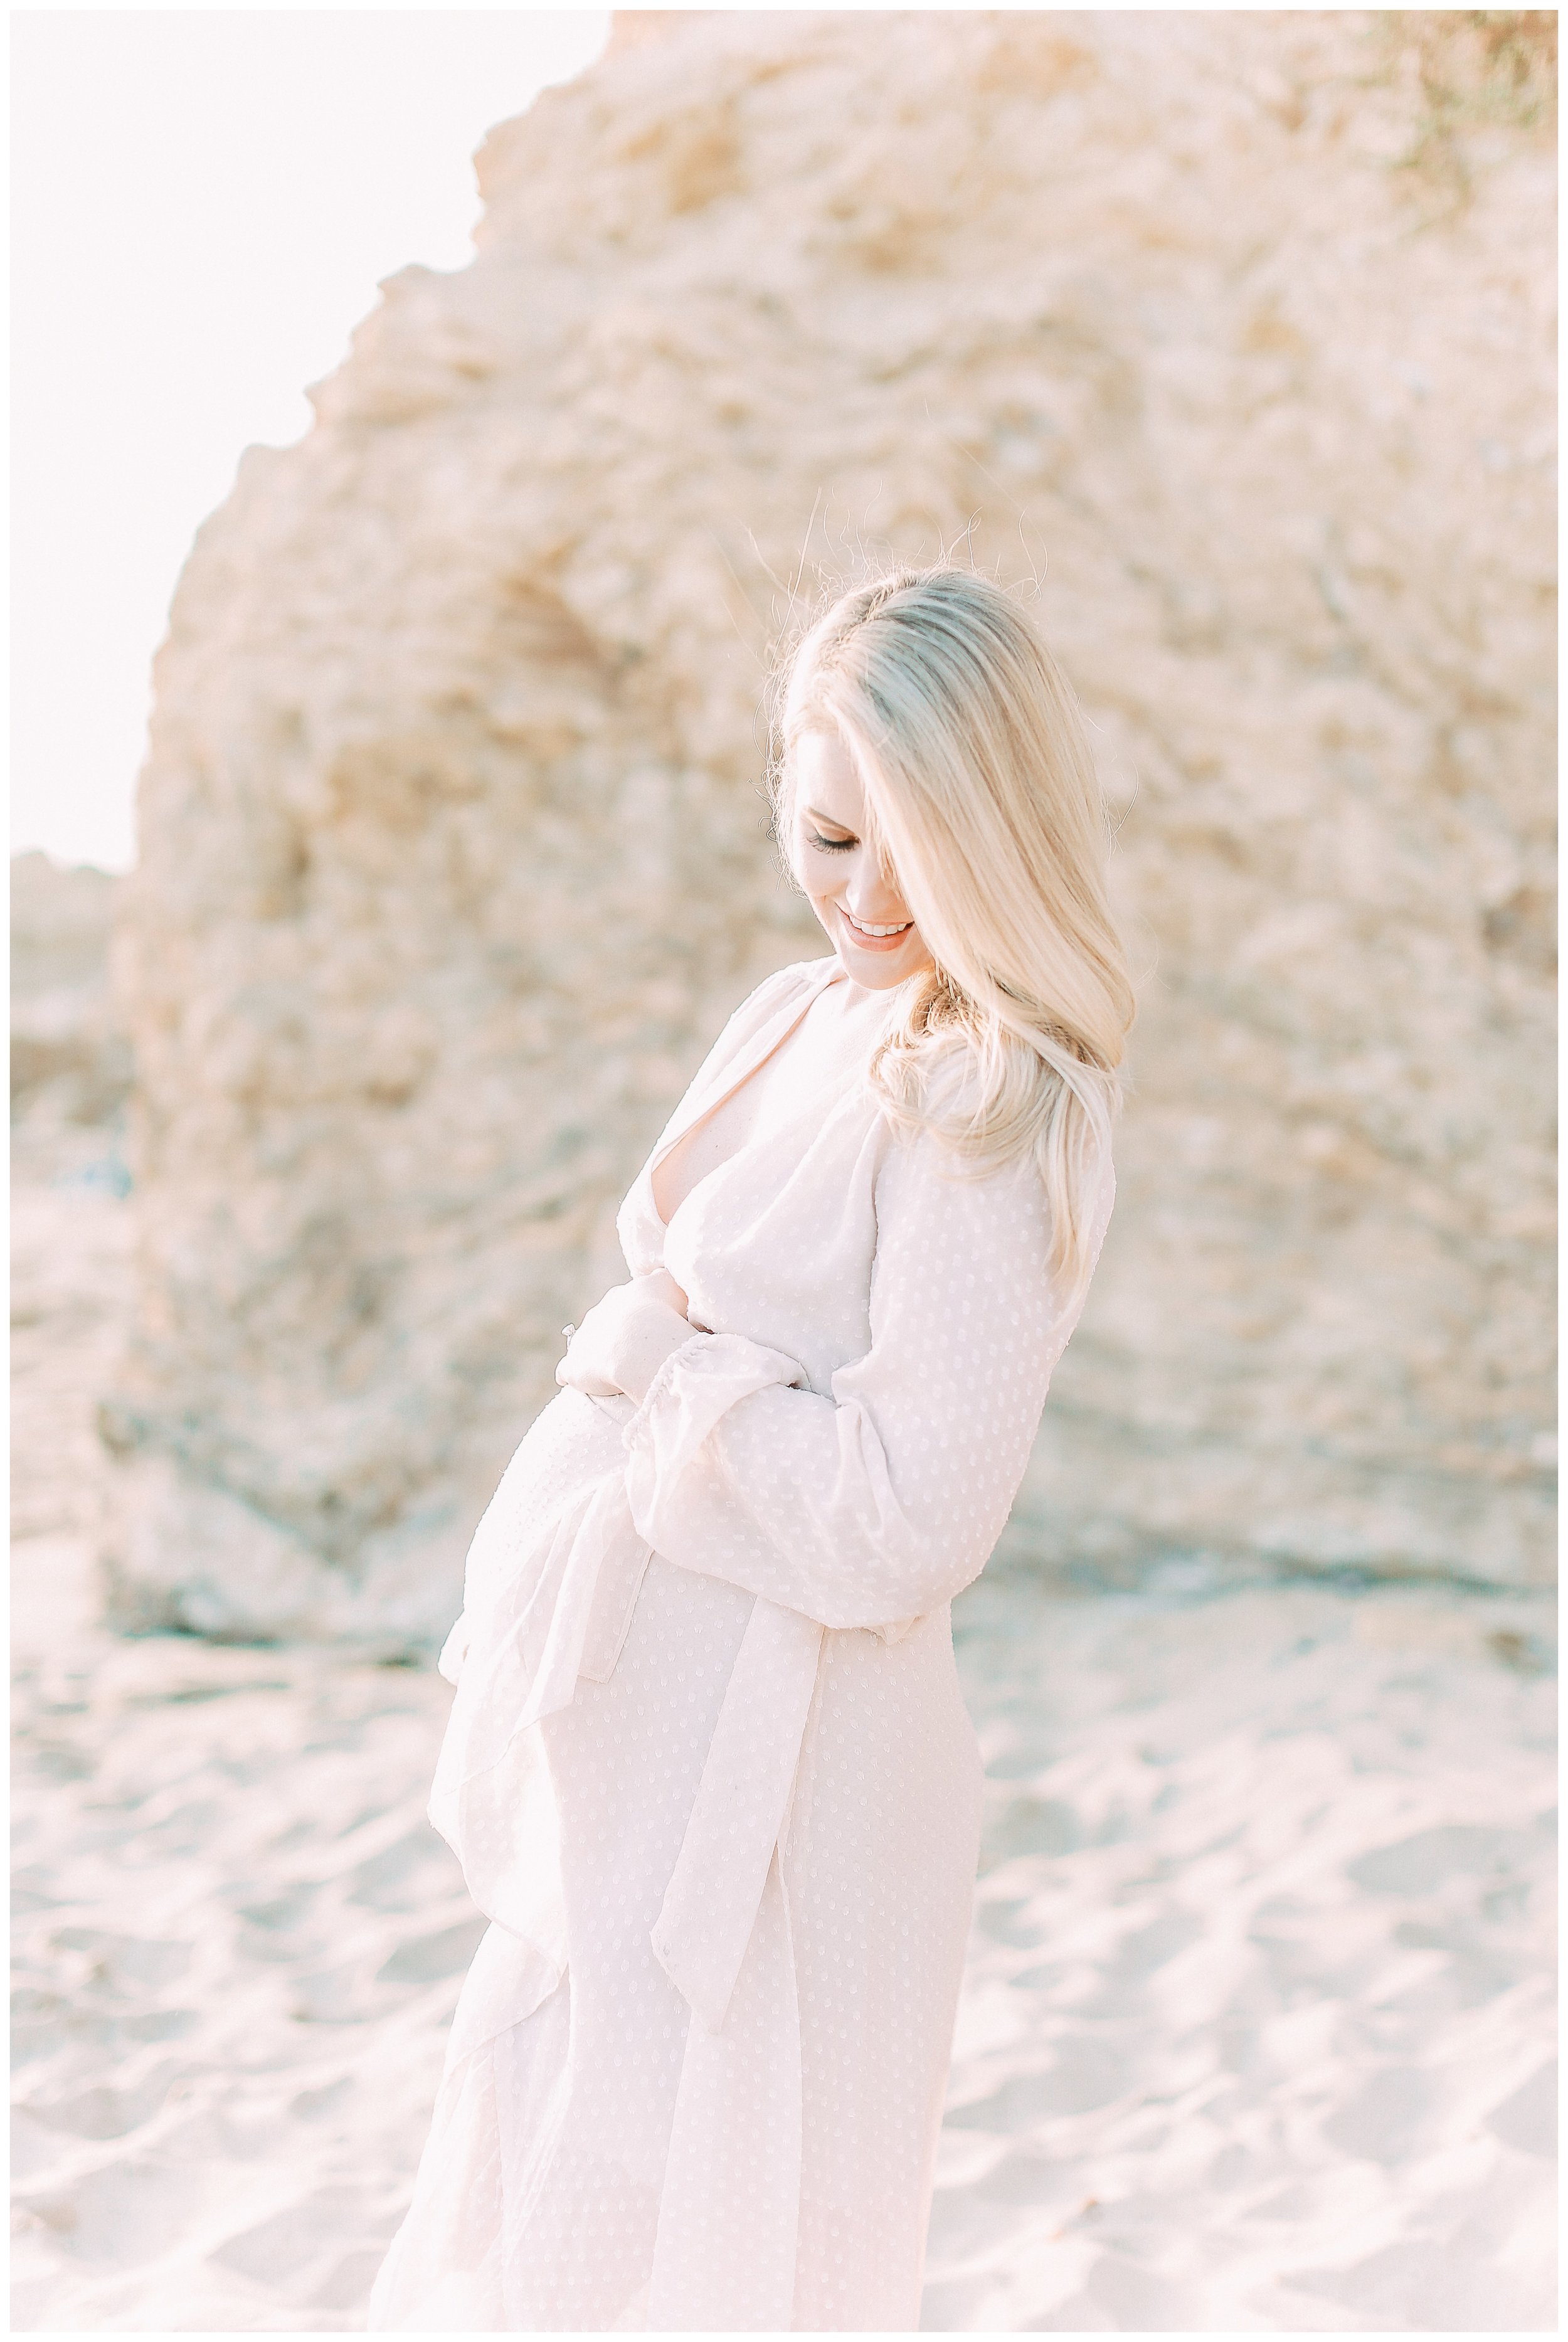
xmin=837 ymin=906 xmax=914 ymax=952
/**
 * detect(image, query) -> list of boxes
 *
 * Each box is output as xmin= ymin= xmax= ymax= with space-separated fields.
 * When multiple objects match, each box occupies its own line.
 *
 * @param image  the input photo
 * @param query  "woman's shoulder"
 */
xmin=739 ymin=954 xmax=838 ymax=1016
xmin=677 ymin=955 xmax=837 ymax=1105
xmin=875 ymin=1042 xmax=1116 ymax=1209
xmin=711 ymin=953 xmax=836 ymax=1048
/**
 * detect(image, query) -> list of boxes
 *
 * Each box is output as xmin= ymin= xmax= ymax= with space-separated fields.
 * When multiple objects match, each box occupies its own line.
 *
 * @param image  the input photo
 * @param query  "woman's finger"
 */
xmin=637 ymin=1268 xmax=691 ymax=1318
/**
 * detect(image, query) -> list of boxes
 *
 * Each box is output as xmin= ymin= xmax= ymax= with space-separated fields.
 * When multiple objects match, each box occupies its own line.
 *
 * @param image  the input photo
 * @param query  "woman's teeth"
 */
xmin=842 ymin=911 xmax=912 ymax=938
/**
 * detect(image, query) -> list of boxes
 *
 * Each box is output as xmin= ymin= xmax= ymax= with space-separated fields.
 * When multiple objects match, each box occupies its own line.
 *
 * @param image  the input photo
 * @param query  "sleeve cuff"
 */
xmin=622 ymin=1330 xmax=807 ymax=1542
xmin=627 ymin=1328 xmax=712 ymax=1424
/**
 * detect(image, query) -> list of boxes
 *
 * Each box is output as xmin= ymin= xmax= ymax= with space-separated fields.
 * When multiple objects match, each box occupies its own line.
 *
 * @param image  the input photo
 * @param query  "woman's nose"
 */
xmin=844 ymin=852 xmax=906 ymax=921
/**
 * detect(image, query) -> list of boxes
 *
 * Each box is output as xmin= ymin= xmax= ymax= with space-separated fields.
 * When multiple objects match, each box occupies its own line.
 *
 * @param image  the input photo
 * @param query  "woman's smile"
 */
xmin=835 ymin=906 xmax=914 ymax=949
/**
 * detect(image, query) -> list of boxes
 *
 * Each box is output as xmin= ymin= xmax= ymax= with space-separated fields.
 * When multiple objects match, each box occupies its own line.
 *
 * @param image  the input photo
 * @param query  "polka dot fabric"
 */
xmin=369 ymin=957 xmax=1114 ymax=2333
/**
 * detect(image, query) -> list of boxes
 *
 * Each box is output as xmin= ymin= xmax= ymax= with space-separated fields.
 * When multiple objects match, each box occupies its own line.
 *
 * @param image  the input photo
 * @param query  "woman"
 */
xmin=368 ymin=566 xmax=1135 ymax=2333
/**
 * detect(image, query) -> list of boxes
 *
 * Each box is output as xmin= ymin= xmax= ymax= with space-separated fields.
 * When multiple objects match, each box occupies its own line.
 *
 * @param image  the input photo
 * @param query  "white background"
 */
xmin=11 ymin=8 xmax=612 ymax=870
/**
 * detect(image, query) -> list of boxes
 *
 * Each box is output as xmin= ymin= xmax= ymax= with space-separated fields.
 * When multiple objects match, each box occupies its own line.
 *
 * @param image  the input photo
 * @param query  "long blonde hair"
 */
xmin=770 ymin=566 xmax=1135 ymax=1304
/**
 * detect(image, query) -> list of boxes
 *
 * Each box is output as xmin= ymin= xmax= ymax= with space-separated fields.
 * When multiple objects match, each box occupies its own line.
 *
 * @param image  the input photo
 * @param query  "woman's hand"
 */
xmin=556 ymin=1271 xmax=693 ymax=1404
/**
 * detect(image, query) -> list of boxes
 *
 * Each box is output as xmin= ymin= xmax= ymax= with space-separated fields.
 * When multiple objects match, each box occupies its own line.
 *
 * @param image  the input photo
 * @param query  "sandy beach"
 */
xmin=11 ymin=1133 xmax=1557 ymax=2333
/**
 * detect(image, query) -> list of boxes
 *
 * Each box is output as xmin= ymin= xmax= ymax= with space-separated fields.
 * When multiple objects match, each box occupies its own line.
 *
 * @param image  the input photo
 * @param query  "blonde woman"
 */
xmin=369 ymin=566 xmax=1135 ymax=2333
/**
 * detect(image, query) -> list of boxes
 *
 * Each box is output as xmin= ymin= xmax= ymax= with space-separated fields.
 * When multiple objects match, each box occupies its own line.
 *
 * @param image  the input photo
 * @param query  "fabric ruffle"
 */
xmin=429 ymin=1390 xmax=652 ymax=1978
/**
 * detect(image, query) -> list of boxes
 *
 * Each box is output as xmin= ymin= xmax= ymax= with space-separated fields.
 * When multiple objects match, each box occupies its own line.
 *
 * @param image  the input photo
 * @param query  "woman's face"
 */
xmin=790 ymin=729 xmax=935 ymax=991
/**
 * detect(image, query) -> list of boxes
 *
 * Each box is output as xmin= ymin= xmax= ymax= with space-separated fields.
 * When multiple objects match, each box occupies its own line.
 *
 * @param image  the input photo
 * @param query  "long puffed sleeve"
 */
xmin=622 ymin=1126 xmax=1113 ymax=1635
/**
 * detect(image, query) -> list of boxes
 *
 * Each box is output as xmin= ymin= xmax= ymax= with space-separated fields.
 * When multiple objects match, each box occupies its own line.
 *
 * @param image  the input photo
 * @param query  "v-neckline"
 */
xmin=646 ymin=958 xmax=848 ymax=1234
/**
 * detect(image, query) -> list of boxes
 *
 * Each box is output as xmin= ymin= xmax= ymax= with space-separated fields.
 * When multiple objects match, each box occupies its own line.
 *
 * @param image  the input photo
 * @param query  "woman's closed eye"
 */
xmin=806 ymin=828 xmax=856 ymax=854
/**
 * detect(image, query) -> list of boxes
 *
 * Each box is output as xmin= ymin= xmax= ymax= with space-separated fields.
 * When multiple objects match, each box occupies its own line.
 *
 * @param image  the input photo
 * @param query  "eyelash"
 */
xmin=807 ymin=830 xmax=856 ymax=855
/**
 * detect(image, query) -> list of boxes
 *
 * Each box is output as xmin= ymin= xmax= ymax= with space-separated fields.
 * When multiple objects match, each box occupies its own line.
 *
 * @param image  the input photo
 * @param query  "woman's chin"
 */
xmin=837 ymin=938 xmax=928 ymax=990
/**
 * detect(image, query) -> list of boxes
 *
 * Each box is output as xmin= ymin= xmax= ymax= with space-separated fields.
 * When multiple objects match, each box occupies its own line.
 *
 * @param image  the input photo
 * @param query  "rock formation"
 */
xmin=105 ymin=9 xmax=1556 ymax=1645
xmin=12 ymin=853 xmax=133 ymax=1589
xmin=13 ymin=854 xmax=131 ymax=1132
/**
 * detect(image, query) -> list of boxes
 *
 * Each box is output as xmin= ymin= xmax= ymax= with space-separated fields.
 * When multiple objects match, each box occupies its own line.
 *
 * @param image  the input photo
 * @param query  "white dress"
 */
xmin=368 ymin=954 xmax=1113 ymax=2334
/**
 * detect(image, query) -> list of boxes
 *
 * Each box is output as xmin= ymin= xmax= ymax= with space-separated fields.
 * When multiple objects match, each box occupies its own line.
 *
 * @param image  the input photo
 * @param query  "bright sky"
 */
xmin=11 ymin=8 xmax=612 ymax=871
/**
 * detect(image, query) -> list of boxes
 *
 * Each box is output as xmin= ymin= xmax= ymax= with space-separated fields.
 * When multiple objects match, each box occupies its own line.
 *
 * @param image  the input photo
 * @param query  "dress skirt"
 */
xmin=368 ymin=1545 xmax=984 ymax=2332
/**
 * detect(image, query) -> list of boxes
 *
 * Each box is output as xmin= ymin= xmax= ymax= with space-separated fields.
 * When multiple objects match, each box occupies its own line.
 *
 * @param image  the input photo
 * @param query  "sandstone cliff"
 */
xmin=13 ymin=854 xmax=131 ymax=1131
xmin=106 ymin=9 xmax=1556 ymax=1644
